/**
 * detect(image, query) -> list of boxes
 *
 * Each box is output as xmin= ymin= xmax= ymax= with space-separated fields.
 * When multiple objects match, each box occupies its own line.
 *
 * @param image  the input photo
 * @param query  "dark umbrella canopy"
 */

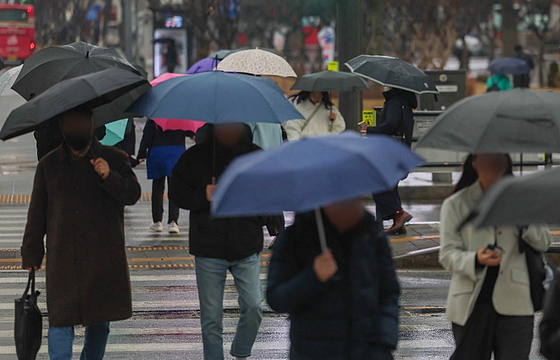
xmin=416 ymin=89 xmax=560 ymax=154
xmin=488 ymin=57 xmax=531 ymax=76
xmin=346 ymin=55 xmax=439 ymax=95
xmin=465 ymin=167 xmax=560 ymax=228
xmin=0 ymin=68 xmax=149 ymax=140
xmin=291 ymin=71 xmax=369 ymax=92
xmin=12 ymin=41 xmax=140 ymax=100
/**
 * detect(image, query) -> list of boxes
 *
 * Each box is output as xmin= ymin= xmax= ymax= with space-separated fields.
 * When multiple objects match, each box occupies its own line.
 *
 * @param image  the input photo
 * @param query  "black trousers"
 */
xmin=152 ymin=177 xmax=179 ymax=224
xmin=451 ymin=302 xmax=534 ymax=360
xmin=372 ymin=186 xmax=402 ymax=220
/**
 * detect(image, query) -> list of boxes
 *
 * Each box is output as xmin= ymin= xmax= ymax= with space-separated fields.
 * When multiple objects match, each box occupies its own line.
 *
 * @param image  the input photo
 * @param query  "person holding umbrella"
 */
xmin=358 ymin=87 xmax=417 ymax=234
xmin=138 ymin=119 xmax=191 ymax=234
xmin=439 ymin=154 xmax=551 ymax=360
xmin=348 ymin=55 xmax=438 ymax=235
xmin=513 ymin=45 xmax=534 ymax=88
xmin=209 ymin=132 xmax=423 ymax=360
xmin=127 ymin=71 xmax=299 ymax=360
xmin=285 ymin=91 xmax=346 ymax=140
xmin=5 ymin=68 xmax=147 ymax=359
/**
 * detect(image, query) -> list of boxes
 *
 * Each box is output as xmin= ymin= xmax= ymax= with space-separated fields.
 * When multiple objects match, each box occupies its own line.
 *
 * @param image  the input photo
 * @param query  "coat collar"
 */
xmin=56 ymin=137 xmax=104 ymax=163
xmin=467 ymin=180 xmax=484 ymax=202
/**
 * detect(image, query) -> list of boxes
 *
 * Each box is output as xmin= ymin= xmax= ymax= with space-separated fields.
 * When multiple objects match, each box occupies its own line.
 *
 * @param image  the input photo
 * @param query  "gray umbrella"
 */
xmin=291 ymin=71 xmax=369 ymax=92
xmin=464 ymin=168 xmax=560 ymax=228
xmin=416 ymin=89 xmax=560 ymax=153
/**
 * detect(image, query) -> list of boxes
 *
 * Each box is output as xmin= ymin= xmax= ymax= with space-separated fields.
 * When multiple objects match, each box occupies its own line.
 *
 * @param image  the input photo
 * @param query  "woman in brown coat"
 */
xmin=21 ymin=107 xmax=142 ymax=359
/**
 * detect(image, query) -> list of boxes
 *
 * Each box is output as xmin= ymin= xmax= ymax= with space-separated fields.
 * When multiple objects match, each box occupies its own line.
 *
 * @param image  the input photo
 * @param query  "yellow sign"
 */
xmin=328 ymin=61 xmax=339 ymax=72
xmin=362 ymin=110 xmax=375 ymax=127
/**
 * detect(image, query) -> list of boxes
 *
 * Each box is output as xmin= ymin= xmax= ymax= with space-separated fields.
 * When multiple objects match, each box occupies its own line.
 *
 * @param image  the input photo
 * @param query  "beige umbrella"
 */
xmin=216 ymin=49 xmax=297 ymax=95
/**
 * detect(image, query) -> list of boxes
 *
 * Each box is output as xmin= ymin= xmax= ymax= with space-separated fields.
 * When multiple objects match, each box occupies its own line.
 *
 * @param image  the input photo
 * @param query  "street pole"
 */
xmin=123 ymin=0 xmax=133 ymax=61
xmin=337 ymin=0 xmax=363 ymax=132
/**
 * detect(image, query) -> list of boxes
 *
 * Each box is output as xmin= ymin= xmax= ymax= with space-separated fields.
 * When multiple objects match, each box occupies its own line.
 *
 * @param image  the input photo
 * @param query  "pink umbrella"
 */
xmin=150 ymin=73 xmax=205 ymax=132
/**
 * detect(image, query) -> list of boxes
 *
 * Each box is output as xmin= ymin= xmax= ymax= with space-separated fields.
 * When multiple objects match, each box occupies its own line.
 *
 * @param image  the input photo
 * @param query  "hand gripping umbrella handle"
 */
xmin=314 ymin=208 xmax=328 ymax=253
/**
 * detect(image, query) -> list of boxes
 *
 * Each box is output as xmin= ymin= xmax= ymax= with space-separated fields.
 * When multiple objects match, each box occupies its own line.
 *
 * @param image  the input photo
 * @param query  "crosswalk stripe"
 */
xmin=0 ymin=326 xmax=286 ymax=338
xmin=0 ymin=273 xmax=268 ymax=283
xmin=0 ymin=341 xmax=290 ymax=355
xmin=0 ymin=299 xmax=266 ymax=311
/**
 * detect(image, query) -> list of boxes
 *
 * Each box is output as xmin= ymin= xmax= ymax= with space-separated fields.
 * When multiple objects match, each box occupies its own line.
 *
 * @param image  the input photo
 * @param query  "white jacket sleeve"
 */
xmin=439 ymin=198 xmax=479 ymax=282
xmin=522 ymin=225 xmax=552 ymax=252
xmin=284 ymin=120 xmax=303 ymax=141
xmin=331 ymin=106 xmax=346 ymax=133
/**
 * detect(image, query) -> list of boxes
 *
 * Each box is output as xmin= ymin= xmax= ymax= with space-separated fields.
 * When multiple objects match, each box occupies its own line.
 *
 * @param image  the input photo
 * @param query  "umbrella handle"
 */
xmin=314 ymin=208 xmax=328 ymax=253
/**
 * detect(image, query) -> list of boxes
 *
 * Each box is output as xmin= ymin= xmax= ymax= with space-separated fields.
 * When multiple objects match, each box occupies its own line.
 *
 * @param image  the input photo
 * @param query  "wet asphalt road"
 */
xmin=0 ymin=269 xmax=549 ymax=359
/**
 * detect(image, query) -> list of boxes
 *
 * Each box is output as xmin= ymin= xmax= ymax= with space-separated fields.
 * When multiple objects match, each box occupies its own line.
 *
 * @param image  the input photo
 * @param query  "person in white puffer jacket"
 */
xmin=285 ymin=91 xmax=345 ymax=140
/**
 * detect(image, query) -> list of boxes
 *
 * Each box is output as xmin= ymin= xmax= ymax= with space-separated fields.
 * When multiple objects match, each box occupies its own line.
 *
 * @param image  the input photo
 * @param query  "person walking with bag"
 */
xmin=284 ymin=91 xmax=345 ymax=140
xmin=439 ymin=154 xmax=551 ymax=360
xmin=138 ymin=119 xmax=191 ymax=234
xmin=21 ymin=106 xmax=142 ymax=359
xmin=540 ymin=267 xmax=560 ymax=360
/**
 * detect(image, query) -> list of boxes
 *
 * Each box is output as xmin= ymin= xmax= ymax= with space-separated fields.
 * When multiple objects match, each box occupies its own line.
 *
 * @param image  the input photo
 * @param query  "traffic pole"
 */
xmin=337 ymin=0 xmax=363 ymax=132
xmin=123 ymin=0 xmax=133 ymax=61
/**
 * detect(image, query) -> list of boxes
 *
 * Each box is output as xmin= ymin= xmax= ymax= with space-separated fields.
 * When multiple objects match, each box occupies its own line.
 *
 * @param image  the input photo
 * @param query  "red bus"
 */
xmin=0 ymin=3 xmax=35 ymax=64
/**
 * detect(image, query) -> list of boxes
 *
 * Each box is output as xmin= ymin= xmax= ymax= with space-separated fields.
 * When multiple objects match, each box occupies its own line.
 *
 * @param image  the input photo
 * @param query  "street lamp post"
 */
xmin=337 ymin=0 xmax=363 ymax=131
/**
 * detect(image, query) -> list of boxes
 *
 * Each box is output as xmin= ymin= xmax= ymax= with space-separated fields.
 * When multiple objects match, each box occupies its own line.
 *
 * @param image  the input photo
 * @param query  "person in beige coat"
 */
xmin=284 ymin=91 xmax=345 ymax=140
xmin=439 ymin=154 xmax=551 ymax=360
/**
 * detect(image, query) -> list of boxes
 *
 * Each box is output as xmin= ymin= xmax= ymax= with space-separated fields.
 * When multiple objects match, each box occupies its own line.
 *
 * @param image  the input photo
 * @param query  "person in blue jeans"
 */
xmin=21 ymin=107 xmax=141 ymax=359
xmin=170 ymin=123 xmax=284 ymax=359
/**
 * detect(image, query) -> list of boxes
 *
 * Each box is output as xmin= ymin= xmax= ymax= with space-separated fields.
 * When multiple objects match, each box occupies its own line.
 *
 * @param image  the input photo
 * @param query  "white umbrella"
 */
xmin=216 ymin=48 xmax=297 ymax=78
xmin=0 ymin=66 xmax=26 ymax=130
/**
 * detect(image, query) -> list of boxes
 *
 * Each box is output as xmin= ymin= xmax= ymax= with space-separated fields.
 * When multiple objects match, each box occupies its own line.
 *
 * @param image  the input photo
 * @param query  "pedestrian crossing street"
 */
xmin=0 ymin=269 xmax=459 ymax=360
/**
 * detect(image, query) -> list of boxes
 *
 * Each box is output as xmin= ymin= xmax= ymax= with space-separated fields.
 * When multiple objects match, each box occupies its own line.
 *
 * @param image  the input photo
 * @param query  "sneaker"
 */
xmin=168 ymin=222 xmax=180 ymax=234
xmin=150 ymin=222 xmax=163 ymax=232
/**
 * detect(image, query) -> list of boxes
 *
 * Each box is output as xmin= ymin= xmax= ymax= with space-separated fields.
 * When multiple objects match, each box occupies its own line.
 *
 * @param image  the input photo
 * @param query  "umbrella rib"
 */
xmin=233 ymin=75 xmax=285 ymax=121
xmin=472 ymin=93 xmax=516 ymax=153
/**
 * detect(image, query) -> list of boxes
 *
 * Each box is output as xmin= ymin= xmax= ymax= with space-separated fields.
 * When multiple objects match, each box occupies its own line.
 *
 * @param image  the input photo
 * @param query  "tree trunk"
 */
xmin=102 ymin=0 xmax=113 ymax=45
xmin=500 ymin=0 xmax=518 ymax=57
xmin=538 ymin=36 xmax=545 ymax=88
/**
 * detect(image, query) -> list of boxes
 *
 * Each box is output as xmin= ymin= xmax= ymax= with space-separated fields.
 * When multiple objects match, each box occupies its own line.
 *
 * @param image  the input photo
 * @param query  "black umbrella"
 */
xmin=0 ymin=68 xmax=149 ymax=140
xmin=12 ymin=41 xmax=140 ymax=100
xmin=291 ymin=71 xmax=369 ymax=92
xmin=345 ymin=55 xmax=439 ymax=95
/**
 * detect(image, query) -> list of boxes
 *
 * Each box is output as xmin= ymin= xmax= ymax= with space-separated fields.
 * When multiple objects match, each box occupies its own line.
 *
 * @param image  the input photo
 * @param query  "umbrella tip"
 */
xmin=86 ymin=51 xmax=90 ymax=58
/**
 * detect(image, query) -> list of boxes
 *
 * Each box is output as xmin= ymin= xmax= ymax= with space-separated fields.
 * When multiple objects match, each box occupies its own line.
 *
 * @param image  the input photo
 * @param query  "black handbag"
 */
xmin=14 ymin=270 xmax=42 ymax=360
xmin=518 ymin=229 xmax=548 ymax=311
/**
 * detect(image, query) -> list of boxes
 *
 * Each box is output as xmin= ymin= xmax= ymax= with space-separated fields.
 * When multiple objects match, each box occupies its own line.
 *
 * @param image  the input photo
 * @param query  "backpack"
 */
xmin=487 ymin=81 xmax=500 ymax=92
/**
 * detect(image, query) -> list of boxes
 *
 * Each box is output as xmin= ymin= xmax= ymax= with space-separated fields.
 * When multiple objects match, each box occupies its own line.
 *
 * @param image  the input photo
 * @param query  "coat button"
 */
xmin=500 ymin=270 xmax=503 ymax=275
xmin=497 ymin=231 xmax=502 ymax=235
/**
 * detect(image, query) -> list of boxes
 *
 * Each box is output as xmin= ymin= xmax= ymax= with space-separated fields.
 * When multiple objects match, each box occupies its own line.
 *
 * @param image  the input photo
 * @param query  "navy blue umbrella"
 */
xmin=127 ymin=71 xmax=302 ymax=124
xmin=211 ymin=132 xmax=424 ymax=251
xmin=488 ymin=57 xmax=531 ymax=76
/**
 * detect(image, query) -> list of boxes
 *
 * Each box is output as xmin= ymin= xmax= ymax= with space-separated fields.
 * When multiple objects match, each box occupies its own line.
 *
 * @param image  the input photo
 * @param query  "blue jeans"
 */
xmin=195 ymin=253 xmax=263 ymax=359
xmin=48 ymin=322 xmax=110 ymax=360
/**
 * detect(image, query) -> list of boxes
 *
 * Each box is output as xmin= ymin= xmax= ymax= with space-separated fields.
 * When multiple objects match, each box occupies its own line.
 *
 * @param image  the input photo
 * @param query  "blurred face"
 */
xmin=214 ymin=123 xmax=245 ymax=147
xmin=472 ymin=153 xmax=510 ymax=186
xmin=60 ymin=111 xmax=94 ymax=151
xmin=309 ymin=92 xmax=323 ymax=104
xmin=323 ymin=198 xmax=365 ymax=233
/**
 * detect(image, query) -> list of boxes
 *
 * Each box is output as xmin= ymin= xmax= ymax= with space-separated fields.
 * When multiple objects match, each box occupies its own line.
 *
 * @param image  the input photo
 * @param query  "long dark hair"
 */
xmin=290 ymin=91 xmax=333 ymax=110
xmin=453 ymin=154 xmax=513 ymax=194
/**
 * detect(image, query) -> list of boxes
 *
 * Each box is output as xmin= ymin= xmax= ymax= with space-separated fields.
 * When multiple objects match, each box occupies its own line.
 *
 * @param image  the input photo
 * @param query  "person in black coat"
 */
xmin=138 ymin=119 xmax=192 ymax=233
xmin=540 ymin=270 xmax=560 ymax=360
xmin=267 ymin=198 xmax=400 ymax=360
xmin=513 ymin=45 xmax=534 ymax=88
xmin=360 ymin=88 xmax=417 ymax=234
xmin=169 ymin=123 xmax=283 ymax=359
